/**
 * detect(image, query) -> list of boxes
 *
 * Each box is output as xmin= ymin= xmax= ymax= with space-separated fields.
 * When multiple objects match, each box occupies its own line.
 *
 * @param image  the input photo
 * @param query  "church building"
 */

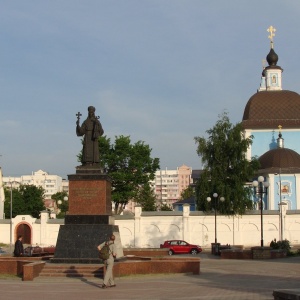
xmin=242 ymin=26 xmax=300 ymax=211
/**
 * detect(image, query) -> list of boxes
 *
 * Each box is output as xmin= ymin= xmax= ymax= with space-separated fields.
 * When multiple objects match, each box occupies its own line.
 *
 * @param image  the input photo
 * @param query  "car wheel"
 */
xmin=168 ymin=250 xmax=174 ymax=255
xmin=190 ymin=249 xmax=198 ymax=255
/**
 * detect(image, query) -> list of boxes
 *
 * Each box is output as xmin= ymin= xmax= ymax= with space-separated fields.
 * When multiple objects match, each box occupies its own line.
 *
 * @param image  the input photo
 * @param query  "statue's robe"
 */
xmin=76 ymin=117 xmax=104 ymax=164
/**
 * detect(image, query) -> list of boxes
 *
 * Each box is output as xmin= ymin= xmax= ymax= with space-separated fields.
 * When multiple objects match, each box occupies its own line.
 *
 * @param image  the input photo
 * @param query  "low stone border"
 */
xmin=220 ymin=249 xmax=252 ymax=259
xmin=23 ymin=261 xmax=46 ymax=281
xmin=123 ymin=248 xmax=169 ymax=257
xmin=273 ymin=289 xmax=300 ymax=299
xmin=0 ymin=257 xmax=48 ymax=281
xmin=0 ymin=259 xmax=28 ymax=276
xmin=0 ymin=253 xmax=200 ymax=281
xmin=114 ymin=256 xmax=200 ymax=276
xmin=220 ymin=247 xmax=287 ymax=259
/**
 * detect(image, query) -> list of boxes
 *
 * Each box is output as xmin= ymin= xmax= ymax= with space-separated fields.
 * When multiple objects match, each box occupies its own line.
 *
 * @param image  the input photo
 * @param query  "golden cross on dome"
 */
xmin=278 ymin=125 xmax=282 ymax=133
xmin=267 ymin=26 xmax=276 ymax=49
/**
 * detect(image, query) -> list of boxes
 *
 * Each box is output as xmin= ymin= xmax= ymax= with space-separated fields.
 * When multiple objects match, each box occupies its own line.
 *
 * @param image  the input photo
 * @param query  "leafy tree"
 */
xmin=51 ymin=191 xmax=69 ymax=218
xmin=135 ymin=183 xmax=157 ymax=211
xmin=97 ymin=135 xmax=160 ymax=214
xmin=19 ymin=185 xmax=45 ymax=218
xmin=179 ymin=186 xmax=194 ymax=200
xmin=194 ymin=112 xmax=259 ymax=215
xmin=4 ymin=184 xmax=45 ymax=218
xmin=4 ymin=187 xmax=23 ymax=218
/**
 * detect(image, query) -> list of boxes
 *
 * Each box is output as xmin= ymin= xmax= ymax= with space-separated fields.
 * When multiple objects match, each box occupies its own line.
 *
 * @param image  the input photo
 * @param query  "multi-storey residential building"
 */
xmin=151 ymin=164 xmax=192 ymax=206
xmin=123 ymin=165 xmax=193 ymax=213
xmin=3 ymin=169 xmax=67 ymax=199
xmin=61 ymin=179 xmax=69 ymax=194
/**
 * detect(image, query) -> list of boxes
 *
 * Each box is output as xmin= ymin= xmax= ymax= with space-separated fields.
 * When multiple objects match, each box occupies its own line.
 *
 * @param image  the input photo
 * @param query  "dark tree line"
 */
xmin=4 ymin=184 xmax=45 ymax=218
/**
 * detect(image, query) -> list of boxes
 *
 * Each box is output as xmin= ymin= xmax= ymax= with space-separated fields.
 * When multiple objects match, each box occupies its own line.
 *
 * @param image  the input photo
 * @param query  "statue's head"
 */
xmin=88 ymin=106 xmax=95 ymax=112
xmin=88 ymin=106 xmax=96 ymax=118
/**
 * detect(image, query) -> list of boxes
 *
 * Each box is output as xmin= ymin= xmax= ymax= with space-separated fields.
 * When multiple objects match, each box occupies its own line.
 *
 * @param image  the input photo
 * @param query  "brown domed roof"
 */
xmin=242 ymin=90 xmax=300 ymax=129
xmin=258 ymin=148 xmax=300 ymax=174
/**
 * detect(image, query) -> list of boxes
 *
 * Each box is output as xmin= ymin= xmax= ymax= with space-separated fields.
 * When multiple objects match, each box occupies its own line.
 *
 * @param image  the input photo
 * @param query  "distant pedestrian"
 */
xmin=13 ymin=235 xmax=24 ymax=257
xmin=97 ymin=234 xmax=117 ymax=288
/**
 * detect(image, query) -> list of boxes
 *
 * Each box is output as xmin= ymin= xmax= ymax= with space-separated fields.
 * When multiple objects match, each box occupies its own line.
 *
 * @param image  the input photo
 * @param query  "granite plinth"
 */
xmin=64 ymin=215 xmax=113 ymax=225
xmin=53 ymin=170 xmax=121 ymax=264
xmin=52 ymin=224 xmax=123 ymax=264
xmin=75 ymin=164 xmax=105 ymax=175
xmin=68 ymin=174 xmax=110 ymax=180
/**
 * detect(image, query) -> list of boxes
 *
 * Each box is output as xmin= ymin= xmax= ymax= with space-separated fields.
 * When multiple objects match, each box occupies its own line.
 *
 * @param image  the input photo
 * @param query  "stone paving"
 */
xmin=0 ymin=254 xmax=299 ymax=299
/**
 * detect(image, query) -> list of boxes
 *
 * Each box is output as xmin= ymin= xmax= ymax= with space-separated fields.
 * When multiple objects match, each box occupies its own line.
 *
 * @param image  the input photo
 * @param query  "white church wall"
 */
xmin=116 ymin=219 xmax=135 ymax=248
xmin=1 ymin=206 xmax=300 ymax=249
xmin=285 ymin=213 xmax=300 ymax=244
xmin=0 ymin=223 xmax=10 ymax=244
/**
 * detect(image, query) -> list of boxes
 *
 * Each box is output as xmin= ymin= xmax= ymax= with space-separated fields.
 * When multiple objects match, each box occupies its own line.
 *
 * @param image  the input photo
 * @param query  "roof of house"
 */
xmin=173 ymin=196 xmax=196 ymax=206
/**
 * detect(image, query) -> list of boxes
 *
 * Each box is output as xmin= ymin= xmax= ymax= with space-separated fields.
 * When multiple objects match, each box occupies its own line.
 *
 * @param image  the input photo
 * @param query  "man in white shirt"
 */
xmin=98 ymin=234 xmax=117 ymax=288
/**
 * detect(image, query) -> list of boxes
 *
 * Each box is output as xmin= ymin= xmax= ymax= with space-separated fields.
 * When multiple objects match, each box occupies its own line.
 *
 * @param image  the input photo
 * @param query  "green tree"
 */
xmin=4 ymin=187 xmax=23 ymax=218
xmin=179 ymin=186 xmax=194 ymax=200
xmin=98 ymin=135 xmax=160 ymax=214
xmin=194 ymin=112 xmax=259 ymax=215
xmin=51 ymin=191 xmax=69 ymax=218
xmin=135 ymin=183 xmax=157 ymax=211
xmin=4 ymin=184 xmax=45 ymax=218
xmin=19 ymin=185 xmax=45 ymax=218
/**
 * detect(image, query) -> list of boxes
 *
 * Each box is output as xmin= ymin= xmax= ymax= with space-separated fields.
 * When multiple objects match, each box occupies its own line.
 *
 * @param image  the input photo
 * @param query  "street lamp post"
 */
xmin=252 ymin=176 xmax=269 ymax=247
xmin=275 ymin=170 xmax=283 ymax=240
xmin=57 ymin=196 xmax=68 ymax=216
xmin=9 ymin=180 xmax=20 ymax=255
xmin=10 ymin=184 xmax=12 ymax=254
xmin=207 ymin=193 xmax=225 ymax=245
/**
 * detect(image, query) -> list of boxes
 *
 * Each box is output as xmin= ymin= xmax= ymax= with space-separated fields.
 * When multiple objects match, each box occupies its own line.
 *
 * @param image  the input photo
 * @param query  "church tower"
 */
xmin=242 ymin=26 xmax=300 ymax=161
xmin=242 ymin=27 xmax=300 ymax=211
xmin=258 ymin=26 xmax=283 ymax=92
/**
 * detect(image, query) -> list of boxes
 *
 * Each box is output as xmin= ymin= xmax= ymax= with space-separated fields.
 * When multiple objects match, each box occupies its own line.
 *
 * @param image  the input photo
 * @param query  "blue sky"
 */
xmin=1 ymin=1 xmax=300 ymax=179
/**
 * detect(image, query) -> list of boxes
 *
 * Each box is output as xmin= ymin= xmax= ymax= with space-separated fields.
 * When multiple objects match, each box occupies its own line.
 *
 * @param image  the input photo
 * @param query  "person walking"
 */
xmin=13 ymin=235 xmax=24 ymax=257
xmin=98 ymin=234 xmax=117 ymax=288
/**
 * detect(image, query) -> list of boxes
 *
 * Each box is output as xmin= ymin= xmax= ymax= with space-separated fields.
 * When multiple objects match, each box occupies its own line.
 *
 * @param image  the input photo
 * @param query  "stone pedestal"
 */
xmin=51 ymin=224 xmax=121 ymax=263
xmin=52 ymin=166 xmax=123 ymax=263
xmin=68 ymin=173 xmax=112 ymax=216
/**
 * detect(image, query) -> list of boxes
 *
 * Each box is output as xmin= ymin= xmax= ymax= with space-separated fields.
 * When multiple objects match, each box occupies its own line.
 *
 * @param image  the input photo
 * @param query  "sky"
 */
xmin=1 ymin=1 xmax=300 ymax=179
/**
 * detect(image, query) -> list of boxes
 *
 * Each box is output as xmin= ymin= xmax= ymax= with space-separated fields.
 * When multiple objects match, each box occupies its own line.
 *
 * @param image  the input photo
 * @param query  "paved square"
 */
xmin=0 ymin=254 xmax=299 ymax=299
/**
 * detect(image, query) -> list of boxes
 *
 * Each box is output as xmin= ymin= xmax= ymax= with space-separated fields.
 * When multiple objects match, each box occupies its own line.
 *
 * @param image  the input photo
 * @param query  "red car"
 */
xmin=160 ymin=240 xmax=202 ymax=255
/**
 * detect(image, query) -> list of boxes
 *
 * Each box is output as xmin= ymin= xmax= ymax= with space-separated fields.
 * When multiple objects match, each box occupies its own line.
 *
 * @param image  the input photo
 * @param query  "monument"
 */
xmin=52 ymin=106 xmax=123 ymax=263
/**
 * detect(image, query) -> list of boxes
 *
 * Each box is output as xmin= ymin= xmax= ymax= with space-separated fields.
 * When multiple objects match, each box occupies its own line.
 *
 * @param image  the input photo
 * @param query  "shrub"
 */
xmin=270 ymin=238 xmax=291 ymax=255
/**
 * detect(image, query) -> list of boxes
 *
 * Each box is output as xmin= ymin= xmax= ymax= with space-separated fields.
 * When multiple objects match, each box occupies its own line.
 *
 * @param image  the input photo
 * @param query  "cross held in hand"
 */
xmin=76 ymin=112 xmax=82 ymax=122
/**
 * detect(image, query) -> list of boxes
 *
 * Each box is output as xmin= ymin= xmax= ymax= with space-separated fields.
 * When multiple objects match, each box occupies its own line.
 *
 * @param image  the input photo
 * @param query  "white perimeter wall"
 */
xmin=1 ymin=205 xmax=300 ymax=249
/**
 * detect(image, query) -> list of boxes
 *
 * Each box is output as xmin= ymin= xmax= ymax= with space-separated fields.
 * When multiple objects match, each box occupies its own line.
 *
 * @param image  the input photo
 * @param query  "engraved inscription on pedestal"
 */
xmin=68 ymin=176 xmax=112 ymax=215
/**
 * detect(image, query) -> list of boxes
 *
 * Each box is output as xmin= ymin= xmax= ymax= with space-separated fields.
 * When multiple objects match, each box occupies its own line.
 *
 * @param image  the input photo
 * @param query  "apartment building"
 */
xmin=3 ymin=169 xmax=67 ymax=199
xmin=151 ymin=164 xmax=192 ymax=206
